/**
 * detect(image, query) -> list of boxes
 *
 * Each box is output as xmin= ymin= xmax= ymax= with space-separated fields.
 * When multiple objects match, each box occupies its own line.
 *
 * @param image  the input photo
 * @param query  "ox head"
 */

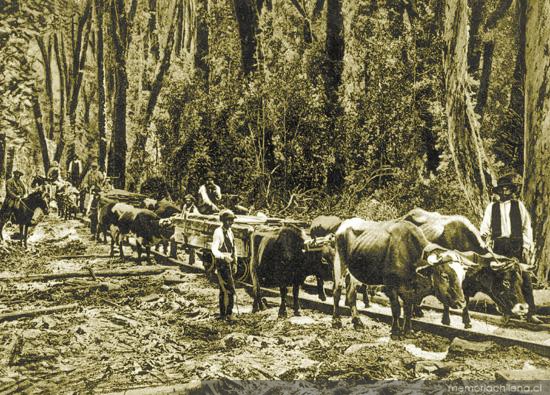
xmin=417 ymin=245 xmax=467 ymax=309
xmin=158 ymin=217 xmax=175 ymax=240
xmin=278 ymin=226 xmax=307 ymax=263
xmin=468 ymin=252 xmax=528 ymax=317
xmin=144 ymin=198 xmax=158 ymax=211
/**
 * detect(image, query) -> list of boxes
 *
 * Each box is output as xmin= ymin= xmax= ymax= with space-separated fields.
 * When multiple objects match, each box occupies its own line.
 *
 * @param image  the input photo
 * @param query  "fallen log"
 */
xmin=53 ymin=254 xmax=113 ymax=260
xmin=0 ymin=266 xmax=169 ymax=282
xmin=0 ymin=303 xmax=79 ymax=323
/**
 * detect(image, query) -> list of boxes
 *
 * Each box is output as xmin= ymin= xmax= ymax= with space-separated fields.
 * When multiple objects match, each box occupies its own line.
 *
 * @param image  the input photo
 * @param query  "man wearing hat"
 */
xmin=211 ymin=209 xmax=238 ymax=322
xmin=82 ymin=162 xmax=106 ymax=214
xmin=182 ymin=194 xmax=199 ymax=215
xmin=198 ymin=171 xmax=222 ymax=215
xmin=1 ymin=170 xmax=27 ymax=216
xmin=480 ymin=173 xmax=542 ymax=324
xmin=83 ymin=162 xmax=106 ymax=191
xmin=47 ymin=161 xmax=61 ymax=182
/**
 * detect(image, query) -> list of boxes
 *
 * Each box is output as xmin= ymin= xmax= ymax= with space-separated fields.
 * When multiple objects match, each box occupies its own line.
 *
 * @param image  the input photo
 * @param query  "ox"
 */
xmin=109 ymin=203 xmax=175 ymax=264
xmin=333 ymin=218 xmax=470 ymax=337
xmin=403 ymin=208 xmax=528 ymax=328
xmin=144 ymin=198 xmax=181 ymax=254
xmin=309 ymin=215 xmax=374 ymax=305
xmin=250 ymin=226 xmax=318 ymax=317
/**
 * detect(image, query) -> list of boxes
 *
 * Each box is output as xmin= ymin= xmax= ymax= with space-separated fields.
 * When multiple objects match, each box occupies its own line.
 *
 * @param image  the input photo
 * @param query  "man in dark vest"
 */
xmin=1 ymin=169 xmax=27 ymax=219
xmin=68 ymin=156 xmax=82 ymax=187
xmin=480 ymin=173 xmax=542 ymax=324
xmin=198 ymin=171 xmax=222 ymax=215
xmin=211 ymin=209 xmax=237 ymax=322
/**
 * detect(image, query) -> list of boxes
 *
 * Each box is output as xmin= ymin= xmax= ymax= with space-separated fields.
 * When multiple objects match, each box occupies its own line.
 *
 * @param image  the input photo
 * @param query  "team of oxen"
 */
xmin=90 ymin=200 xmax=529 ymax=338
xmin=3 ymin=178 xmax=528 ymax=338
xmin=249 ymin=210 xmax=528 ymax=338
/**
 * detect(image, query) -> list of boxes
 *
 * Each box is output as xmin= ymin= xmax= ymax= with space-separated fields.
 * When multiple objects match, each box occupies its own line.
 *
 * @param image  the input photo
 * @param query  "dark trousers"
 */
xmin=493 ymin=237 xmax=537 ymax=315
xmin=216 ymin=259 xmax=235 ymax=317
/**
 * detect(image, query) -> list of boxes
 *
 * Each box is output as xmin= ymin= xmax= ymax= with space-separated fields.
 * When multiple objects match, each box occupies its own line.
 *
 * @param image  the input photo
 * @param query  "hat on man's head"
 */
xmin=13 ymin=170 xmax=23 ymax=176
xmin=494 ymin=173 xmax=521 ymax=194
xmin=91 ymin=162 xmax=98 ymax=168
xmin=206 ymin=171 xmax=215 ymax=180
xmin=51 ymin=161 xmax=59 ymax=167
xmin=184 ymin=194 xmax=195 ymax=203
xmin=219 ymin=209 xmax=236 ymax=222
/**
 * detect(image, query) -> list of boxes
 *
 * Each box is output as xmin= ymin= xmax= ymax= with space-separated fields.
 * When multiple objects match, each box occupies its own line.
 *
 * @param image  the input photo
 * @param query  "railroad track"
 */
xmin=75 ymin=215 xmax=550 ymax=357
xmin=146 ymin=247 xmax=550 ymax=358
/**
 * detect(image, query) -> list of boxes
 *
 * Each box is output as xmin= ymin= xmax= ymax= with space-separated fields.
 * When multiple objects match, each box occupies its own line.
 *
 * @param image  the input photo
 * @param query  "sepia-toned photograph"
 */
xmin=0 ymin=0 xmax=549 ymax=393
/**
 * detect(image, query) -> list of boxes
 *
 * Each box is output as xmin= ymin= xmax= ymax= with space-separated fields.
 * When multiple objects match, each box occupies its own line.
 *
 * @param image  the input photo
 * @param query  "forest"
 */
xmin=0 ymin=0 xmax=548 ymax=282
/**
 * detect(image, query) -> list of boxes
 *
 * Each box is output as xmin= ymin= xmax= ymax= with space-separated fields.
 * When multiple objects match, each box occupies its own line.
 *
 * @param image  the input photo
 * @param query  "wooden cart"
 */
xmin=170 ymin=213 xmax=332 ymax=281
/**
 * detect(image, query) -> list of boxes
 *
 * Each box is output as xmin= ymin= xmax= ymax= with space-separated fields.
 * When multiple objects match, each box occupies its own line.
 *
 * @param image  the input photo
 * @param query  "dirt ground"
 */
xmin=1 ymin=215 xmax=550 ymax=394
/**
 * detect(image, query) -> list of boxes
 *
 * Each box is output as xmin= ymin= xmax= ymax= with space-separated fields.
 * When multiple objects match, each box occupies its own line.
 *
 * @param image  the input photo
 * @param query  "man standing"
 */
xmin=82 ymin=162 xmax=105 ymax=215
xmin=211 ymin=209 xmax=237 ymax=322
xmin=83 ymin=162 xmax=105 ymax=191
xmin=182 ymin=194 xmax=199 ymax=215
xmin=1 ymin=170 xmax=27 ymax=220
xmin=198 ymin=171 xmax=222 ymax=214
xmin=480 ymin=173 xmax=542 ymax=324
xmin=67 ymin=156 xmax=82 ymax=187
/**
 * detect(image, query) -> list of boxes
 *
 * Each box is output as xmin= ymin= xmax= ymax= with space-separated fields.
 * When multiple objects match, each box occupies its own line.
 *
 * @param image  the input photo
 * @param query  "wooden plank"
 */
xmin=0 ymin=303 xmax=79 ymax=323
xmin=0 ymin=266 xmax=169 ymax=282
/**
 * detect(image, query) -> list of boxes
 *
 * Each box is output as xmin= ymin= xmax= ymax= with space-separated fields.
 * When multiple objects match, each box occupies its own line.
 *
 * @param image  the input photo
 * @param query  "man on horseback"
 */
xmin=1 ymin=170 xmax=27 ymax=219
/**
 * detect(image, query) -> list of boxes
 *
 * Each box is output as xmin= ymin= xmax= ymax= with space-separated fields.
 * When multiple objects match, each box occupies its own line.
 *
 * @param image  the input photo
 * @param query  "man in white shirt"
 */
xmin=198 ymin=171 xmax=222 ymax=214
xmin=211 ymin=209 xmax=237 ymax=322
xmin=480 ymin=173 xmax=541 ymax=324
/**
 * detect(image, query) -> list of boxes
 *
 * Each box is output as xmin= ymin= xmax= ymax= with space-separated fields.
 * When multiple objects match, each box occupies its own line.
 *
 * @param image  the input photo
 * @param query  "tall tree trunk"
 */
xmin=148 ymin=0 xmax=160 ymax=61
xmin=174 ymin=0 xmax=184 ymax=57
xmin=0 ymin=133 xmax=5 ymax=179
xmin=474 ymin=40 xmax=494 ymax=117
xmin=129 ymin=11 xmax=177 ymax=189
xmin=95 ymin=0 xmax=106 ymax=171
xmin=233 ymin=0 xmax=259 ymax=76
xmin=53 ymin=33 xmax=66 ymax=151
xmin=36 ymin=36 xmax=55 ymax=140
xmin=195 ymin=0 xmax=209 ymax=83
xmin=444 ymin=0 xmax=490 ymax=215
xmin=524 ymin=0 xmax=550 ymax=284
xmin=467 ymin=0 xmax=485 ymax=73
xmin=507 ymin=0 xmax=527 ymax=174
xmin=60 ymin=0 xmax=93 ymax=163
xmin=324 ymin=0 xmax=345 ymax=191
xmin=110 ymin=0 xmax=129 ymax=189
xmin=31 ymin=92 xmax=50 ymax=173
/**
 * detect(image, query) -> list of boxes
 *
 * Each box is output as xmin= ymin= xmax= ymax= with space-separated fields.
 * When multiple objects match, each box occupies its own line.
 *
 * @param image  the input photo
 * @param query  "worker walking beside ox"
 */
xmin=211 ymin=209 xmax=238 ymax=322
xmin=480 ymin=173 xmax=542 ymax=324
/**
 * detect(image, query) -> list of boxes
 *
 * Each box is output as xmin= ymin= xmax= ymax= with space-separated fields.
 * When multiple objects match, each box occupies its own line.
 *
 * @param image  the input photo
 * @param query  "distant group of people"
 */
xmin=0 ymin=158 xmax=111 ymax=223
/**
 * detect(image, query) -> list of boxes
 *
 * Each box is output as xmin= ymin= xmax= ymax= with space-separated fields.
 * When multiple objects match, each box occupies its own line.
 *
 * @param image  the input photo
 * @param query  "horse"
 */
xmin=30 ymin=175 xmax=48 ymax=189
xmin=0 ymin=190 xmax=50 ymax=248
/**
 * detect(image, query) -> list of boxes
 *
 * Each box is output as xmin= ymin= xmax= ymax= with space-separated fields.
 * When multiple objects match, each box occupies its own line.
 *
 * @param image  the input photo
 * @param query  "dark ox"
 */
xmin=145 ymin=198 xmax=181 ymax=254
xmin=108 ymin=203 xmax=175 ymax=264
xmin=333 ymin=218 xmax=469 ymax=337
xmin=250 ymin=226 xmax=317 ymax=317
xmin=308 ymin=215 xmax=342 ymax=301
xmin=309 ymin=215 xmax=374 ymax=305
xmin=403 ymin=208 xmax=528 ymax=328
